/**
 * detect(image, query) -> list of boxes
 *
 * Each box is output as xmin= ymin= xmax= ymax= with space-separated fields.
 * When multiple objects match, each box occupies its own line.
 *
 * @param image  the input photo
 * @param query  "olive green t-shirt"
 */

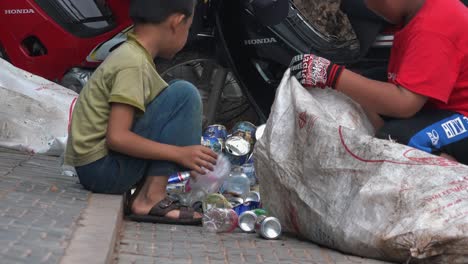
xmin=65 ymin=34 xmax=168 ymax=167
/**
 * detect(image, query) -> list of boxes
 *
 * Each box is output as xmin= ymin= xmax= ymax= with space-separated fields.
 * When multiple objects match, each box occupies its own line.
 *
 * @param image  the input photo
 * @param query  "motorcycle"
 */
xmin=5 ymin=0 xmax=465 ymax=128
xmin=157 ymin=0 xmax=394 ymax=127
xmin=0 ymin=0 xmax=393 ymax=127
xmin=0 ymin=0 xmax=133 ymax=93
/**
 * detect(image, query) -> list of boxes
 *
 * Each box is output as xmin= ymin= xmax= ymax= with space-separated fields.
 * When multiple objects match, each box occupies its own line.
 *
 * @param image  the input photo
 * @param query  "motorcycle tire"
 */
xmin=156 ymin=50 xmax=258 ymax=128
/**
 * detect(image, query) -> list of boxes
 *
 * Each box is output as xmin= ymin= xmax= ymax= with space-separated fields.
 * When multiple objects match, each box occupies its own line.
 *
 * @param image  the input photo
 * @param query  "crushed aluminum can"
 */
xmin=255 ymin=124 xmax=266 ymax=141
xmin=232 ymin=121 xmax=257 ymax=137
xmin=238 ymin=209 xmax=267 ymax=233
xmin=232 ymin=121 xmax=257 ymax=149
xmin=225 ymin=136 xmax=251 ymax=166
xmin=166 ymin=183 xmax=186 ymax=194
xmin=244 ymin=191 xmax=260 ymax=203
xmin=232 ymin=130 xmax=255 ymax=149
xmin=203 ymin=124 xmax=228 ymax=140
xmin=168 ymin=171 xmax=191 ymax=184
xmin=201 ymin=136 xmax=224 ymax=153
xmin=255 ymin=215 xmax=282 ymax=240
xmin=227 ymin=197 xmax=244 ymax=208
xmin=233 ymin=201 xmax=261 ymax=216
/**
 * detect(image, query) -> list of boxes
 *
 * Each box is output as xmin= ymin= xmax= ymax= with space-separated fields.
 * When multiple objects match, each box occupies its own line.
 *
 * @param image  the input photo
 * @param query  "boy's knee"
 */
xmin=166 ymin=80 xmax=201 ymax=104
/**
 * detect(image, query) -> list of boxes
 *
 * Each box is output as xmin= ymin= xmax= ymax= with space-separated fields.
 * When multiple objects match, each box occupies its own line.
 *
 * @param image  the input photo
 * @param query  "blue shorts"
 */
xmin=376 ymin=109 xmax=468 ymax=165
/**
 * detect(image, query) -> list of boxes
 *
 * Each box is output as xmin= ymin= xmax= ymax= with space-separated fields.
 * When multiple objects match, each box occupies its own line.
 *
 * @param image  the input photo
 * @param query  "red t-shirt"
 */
xmin=387 ymin=0 xmax=468 ymax=116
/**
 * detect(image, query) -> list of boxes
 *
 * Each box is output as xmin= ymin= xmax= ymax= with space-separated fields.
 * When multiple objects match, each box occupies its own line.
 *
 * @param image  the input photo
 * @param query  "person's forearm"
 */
xmin=106 ymin=131 xmax=180 ymax=163
xmin=335 ymin=69 xmax=425 ymax=118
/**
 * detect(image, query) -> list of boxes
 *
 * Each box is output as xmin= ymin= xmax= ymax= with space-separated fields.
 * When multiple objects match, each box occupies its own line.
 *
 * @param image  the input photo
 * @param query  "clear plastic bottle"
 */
xmin=241 ymin=163 xmax=256 ymax=186
xmin=203 ymin=208 xmax=239 ymax=233
xmin=222 ymin=166 xmax=250 ymax=197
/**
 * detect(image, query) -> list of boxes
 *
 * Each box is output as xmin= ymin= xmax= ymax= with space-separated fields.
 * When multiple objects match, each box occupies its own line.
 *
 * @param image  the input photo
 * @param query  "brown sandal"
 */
xmin=125 ymin=196 xmax=202 ymax=226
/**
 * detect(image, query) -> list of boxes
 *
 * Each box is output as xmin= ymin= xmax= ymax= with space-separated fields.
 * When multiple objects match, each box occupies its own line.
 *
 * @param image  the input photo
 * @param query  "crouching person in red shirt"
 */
xmin=290 ymin=0 xmax=468 ymax=164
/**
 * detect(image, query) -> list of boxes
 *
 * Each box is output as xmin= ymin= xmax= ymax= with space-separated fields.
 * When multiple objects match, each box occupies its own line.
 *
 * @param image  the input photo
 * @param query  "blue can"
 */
xmin=232 ymin=121 xmax=257 ymax=139
xmin=201 ymin=136 xmax=224 ymax=153
xmin=233 ymin=201 xmax=261 ymax=215
xmin=232 ymin=121 xmax=257 ymax=150
xmin=203 ymin=124 xmax=228 ymax=141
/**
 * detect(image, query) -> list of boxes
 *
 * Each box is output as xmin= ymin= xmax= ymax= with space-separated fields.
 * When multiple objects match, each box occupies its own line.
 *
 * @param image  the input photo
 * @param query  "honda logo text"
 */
xmin=4 ymin=9 xmax=35 ymax=15
xmin=244 ymin=38 xmax=277 ymax=46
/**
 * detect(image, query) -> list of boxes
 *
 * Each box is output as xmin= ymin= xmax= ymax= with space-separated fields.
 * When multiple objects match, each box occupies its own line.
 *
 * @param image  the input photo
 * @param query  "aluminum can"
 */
xmin=225 ymin=136 xmax=251 ymax=166
xmin=227 ymin=197 xmax=244 ymax=208
xmin=233 ymin=201 xmax=261 ymax=215
xmin=201 ymin=136 xmax=224 ymax=153
xmin=238 ymin=209 xmax=267 ymax=233
xmin=166 ymin=183 xmax=186 ymax=194
xmin=168 ymin=171 xmax=190 ymax=184
xmin=255 ymin=216 xmax=282 ymax=240
xmin=232 ymin=121 xmax=257 ymax=137
xmin=231 ymin=130 xmax=255 ymax=149
xmin=231 ymin=121 xmax=257 ymax=148
xmin=203 ymin=124 xmax=228 ymax=140
xmin=244 ymin=191 xmax=261 ymax=203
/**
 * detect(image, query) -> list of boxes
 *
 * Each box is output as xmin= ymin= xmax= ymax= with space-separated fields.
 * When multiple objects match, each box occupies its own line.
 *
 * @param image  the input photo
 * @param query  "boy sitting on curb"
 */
xmin=65 ymin=0 xmax=217 ymax=225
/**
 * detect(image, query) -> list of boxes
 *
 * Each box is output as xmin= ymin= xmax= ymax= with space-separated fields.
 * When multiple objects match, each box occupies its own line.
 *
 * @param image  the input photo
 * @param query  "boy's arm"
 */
xmin=336 ymin=69 xmax=427 ymax=118
xmin=106 ymin=103 xmax=217 ymax=174
xmin=290 ymin=54 xmax=427 ymax=119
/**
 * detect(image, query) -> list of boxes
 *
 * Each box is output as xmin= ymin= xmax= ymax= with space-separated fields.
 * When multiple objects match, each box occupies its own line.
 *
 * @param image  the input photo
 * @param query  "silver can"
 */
xmin=238 ymin=211 xmax=258 ymax=233
xmin=254 ymin=216 xmax=282 ymax=240
xmin=225 ymin=136 xmax=251 ymax=166
xmin=244 ymin=191 xmax=261 ymax=203
xmin=227 ymin=197 xmax=244 ymax=208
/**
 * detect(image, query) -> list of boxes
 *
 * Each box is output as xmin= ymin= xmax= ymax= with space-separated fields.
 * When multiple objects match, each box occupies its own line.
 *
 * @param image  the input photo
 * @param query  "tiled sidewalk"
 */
xmin=114 ymin=221 xmax=392 ymax=264
xmin=0 ymin=148 xmax=89 ymax=264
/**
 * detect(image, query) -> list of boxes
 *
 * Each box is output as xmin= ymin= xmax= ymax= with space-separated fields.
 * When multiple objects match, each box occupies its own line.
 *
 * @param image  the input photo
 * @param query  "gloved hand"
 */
xmin=289 ymin=54 xmax=345 ymax=89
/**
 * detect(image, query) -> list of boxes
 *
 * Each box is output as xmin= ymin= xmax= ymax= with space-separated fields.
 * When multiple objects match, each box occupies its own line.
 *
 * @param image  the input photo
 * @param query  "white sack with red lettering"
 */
xmin=254 ymin=69 xmax=468 ymax=263
xmin=0 ymin=59 xmax=77 ymax=156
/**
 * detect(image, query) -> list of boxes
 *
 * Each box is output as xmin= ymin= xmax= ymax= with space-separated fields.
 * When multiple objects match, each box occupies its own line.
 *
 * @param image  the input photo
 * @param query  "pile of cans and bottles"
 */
xmin=166 ymin=121 xmax=281 ymax=240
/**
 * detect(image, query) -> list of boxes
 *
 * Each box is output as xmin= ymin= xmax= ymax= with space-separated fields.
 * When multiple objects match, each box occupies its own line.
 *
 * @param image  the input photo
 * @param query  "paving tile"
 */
xmin=0 ymin=149 xmax=89 ymax=263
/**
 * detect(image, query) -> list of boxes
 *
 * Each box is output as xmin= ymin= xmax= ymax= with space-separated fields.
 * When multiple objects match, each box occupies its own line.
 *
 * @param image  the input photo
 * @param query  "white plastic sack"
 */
xmin=254 ymin=70 xmax=468 ymax=263
xmin=0 ymin=59 xmax=77 ymax=156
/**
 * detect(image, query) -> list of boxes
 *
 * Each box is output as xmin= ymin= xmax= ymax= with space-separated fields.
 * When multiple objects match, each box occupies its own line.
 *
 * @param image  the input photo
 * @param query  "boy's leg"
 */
xmin=376 ymin=109 xmax=468 ymax=165
xmin=75 ymin=80 xmax=202 ymax=201
xmin=128 ymin=80 xmax=202 ymax=219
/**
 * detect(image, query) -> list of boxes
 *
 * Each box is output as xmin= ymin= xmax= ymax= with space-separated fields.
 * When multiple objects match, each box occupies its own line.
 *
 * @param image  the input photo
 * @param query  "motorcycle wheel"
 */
xmin=156 ymin=50 xmax=258 ymax=128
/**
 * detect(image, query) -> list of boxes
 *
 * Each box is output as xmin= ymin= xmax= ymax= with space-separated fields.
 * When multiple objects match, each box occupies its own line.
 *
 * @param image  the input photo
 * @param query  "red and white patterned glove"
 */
xmin=289 ymin=54 xmax=345 ymax=89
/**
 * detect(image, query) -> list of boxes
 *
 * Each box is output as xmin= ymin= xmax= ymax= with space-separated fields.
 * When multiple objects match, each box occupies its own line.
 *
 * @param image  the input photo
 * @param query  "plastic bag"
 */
xmin=186 ymin=154 xmax=231 ymax=205
xmin=254 ymin=69 xmax=468 ymax=263
xmin=0 ymin=59 xmax=77 ymax=156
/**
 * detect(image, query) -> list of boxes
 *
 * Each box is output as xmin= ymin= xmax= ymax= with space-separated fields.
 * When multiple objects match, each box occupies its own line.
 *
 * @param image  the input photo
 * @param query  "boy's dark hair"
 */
xmin=130 ymin=0 xmax=196 ymax=24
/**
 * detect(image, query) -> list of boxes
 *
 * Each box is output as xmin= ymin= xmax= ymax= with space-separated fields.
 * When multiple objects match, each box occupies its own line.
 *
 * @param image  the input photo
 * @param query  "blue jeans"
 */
xmin=76 ymin=80 xmax=202 ymax=194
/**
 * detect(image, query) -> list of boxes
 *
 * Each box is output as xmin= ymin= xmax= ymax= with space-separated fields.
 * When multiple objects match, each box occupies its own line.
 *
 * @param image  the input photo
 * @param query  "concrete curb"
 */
xmin=60 ymin=194 xmax=123 ymax=264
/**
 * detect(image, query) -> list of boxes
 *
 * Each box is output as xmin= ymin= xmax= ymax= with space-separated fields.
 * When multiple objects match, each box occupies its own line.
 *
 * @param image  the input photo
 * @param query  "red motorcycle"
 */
xmin=0 ymin=0 xmax=132 ymax=93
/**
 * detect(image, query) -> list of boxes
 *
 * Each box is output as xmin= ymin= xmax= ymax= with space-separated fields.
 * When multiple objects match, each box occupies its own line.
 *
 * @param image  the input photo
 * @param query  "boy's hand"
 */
xmin=176 ymin=146 xmax=218 ymax=175
xmin=289 ymin=54 xmax=345 ymax=89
